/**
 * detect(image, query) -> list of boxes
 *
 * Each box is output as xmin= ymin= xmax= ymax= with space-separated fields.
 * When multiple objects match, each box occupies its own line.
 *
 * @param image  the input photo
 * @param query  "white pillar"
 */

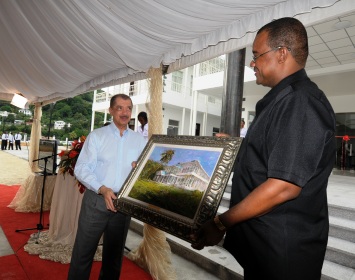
xmin=135 ymin=104 xmax=139 ymax=131
xmin=104 ymin=110 xmax=108 ymax=123
xmin=90 ymin=110 xmax=95 ymax=131
xmin=189 ymin=90 xmax=198 ymax=136
xmin=202 ymin=95 xmax=208 ymax=136
xmin=181 ymin=108 xmax=185 ymax=135
xmin=91 ymin=90 xmax=97 ymax=131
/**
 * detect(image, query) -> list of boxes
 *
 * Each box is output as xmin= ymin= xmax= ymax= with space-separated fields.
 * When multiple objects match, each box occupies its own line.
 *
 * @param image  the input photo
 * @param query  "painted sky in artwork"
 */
xmin=149 ymin=145 xmax=222 ymax=176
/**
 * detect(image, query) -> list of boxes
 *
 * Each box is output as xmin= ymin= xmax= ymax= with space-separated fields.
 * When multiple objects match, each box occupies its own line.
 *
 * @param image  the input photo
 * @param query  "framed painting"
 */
xmin=113 ymin=134 xmax=242 ymax=243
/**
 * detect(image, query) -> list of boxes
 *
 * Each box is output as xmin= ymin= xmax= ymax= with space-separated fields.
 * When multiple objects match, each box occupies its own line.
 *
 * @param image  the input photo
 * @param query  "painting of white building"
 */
xmin=153 ymin=160 xmax=210 ymax=192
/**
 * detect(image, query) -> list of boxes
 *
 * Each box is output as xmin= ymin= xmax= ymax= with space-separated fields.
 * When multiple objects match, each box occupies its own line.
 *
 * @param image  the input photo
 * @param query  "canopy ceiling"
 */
xmin=0 ymin=0 xmax=354 ymax=105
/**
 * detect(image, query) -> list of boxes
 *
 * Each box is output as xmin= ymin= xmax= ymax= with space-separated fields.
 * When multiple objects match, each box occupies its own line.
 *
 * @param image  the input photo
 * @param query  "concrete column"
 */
xmin=181 ymin=108 xmax=185 ymax=135
xmin=104 ymin=110 xmax=108 ymax=123
xmin=220 ymin=49 xmax=245 ymax=137
xmin=202 ymin=96 xmax=208 ymax=136
xmin=90 ymin=90 xmax=97 ymax=131
xmin=90 ymin=110 xmax=95 ymax=131
xmin=189 ymin=91 xmax=198 ymax=135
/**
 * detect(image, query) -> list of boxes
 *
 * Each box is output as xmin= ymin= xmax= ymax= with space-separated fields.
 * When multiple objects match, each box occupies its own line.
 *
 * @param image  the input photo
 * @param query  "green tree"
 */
xmin=57 ymin=105 xmax=72 ymax=118
xmin=160 ymin=149 xmax=175 ymax=164
xmin=6 ymin=114 xmax=15 ymax=124
xmin=0 ymin=105 xmax=13 ymax=112
xmin=69 ymin=131 xmax=77 ymax=140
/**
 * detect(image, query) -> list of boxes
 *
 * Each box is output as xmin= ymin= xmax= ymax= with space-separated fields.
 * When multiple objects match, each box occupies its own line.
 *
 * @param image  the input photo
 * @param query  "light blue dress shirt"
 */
xmin=74 ymin=123 xmax=147 ymax=193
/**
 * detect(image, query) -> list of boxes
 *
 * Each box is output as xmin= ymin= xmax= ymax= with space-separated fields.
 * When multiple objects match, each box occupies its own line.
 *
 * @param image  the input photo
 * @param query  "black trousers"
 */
xmin=1 ymin=140 xmax=7 ymax=150
xmin=15 ymin=140 xmax=21 ymax=150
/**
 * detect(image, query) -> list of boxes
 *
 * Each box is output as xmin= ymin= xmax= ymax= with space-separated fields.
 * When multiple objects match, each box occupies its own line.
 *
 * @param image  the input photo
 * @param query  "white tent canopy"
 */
xmin=0 ymin=0 xmax=354 ymax=105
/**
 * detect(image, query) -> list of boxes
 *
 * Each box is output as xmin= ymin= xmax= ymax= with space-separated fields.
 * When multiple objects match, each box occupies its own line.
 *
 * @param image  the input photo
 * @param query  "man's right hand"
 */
xmin=215 ymin=133 xmax=230 ymax=138
xmin=99 ymin=186 xmax=117 ymax=212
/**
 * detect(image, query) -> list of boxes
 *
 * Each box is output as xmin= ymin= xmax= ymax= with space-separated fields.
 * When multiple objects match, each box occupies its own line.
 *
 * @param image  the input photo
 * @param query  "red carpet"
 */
xmin=0 ymin=184 xmax=152 ymax=280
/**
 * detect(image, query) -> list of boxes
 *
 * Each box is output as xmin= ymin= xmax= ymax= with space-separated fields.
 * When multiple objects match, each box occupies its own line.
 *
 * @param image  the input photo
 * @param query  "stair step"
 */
xmin=326 ymin=237 xmax=355 ymax=269
xmin=129 ymin=219 xmax=355 ymax=280
xmin=329 ymin=204 xmax=355 ymax=222
xmin=129 ymin=218 xmax=243 ymax=280
xmin=329 ymin=216 xmax=355 ymax=243
xmin=321 ymin=260 xmax=355 ymax=280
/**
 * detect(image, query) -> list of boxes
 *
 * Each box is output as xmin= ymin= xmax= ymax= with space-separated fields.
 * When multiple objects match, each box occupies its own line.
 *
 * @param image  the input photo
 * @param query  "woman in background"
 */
xmin=137 ymin=111 xmax=148 ymax=141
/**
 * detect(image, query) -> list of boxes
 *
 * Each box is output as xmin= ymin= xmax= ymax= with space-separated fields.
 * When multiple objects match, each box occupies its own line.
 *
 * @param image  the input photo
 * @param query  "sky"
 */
xmin=149 ymin=144 xmax=222 ymax=176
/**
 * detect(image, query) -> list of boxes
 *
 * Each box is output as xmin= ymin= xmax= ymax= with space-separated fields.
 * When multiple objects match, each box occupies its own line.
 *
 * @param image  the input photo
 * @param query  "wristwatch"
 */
xmin=213 ymin=215 xmax=227 ymax=231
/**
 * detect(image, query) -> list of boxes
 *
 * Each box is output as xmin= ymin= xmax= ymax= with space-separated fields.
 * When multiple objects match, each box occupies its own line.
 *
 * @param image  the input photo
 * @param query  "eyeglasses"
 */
xmin=251 ymin=46 xmax=291 ymax=62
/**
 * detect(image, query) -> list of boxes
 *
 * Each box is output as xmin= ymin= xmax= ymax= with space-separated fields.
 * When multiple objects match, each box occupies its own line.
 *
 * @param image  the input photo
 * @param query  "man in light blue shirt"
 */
xmin=68 ymin=94 xmax=146 ymax=280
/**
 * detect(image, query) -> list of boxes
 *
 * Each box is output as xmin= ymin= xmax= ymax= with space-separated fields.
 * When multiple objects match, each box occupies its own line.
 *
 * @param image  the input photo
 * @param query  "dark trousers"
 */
xmin=68 ymin=190 xmax=130 ymax=280
xmin=8 ymin=142 xmax=13 ymax=150
xmin=15 ymin=140 xmax=21 ymax=150
xmin=1 ymin=140 xmax=7 ymax=150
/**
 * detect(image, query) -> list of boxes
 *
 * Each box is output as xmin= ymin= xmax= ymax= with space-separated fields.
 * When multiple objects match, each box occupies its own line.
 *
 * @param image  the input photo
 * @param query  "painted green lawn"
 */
xmin=128 ymin=179 xmax=203 ymax=219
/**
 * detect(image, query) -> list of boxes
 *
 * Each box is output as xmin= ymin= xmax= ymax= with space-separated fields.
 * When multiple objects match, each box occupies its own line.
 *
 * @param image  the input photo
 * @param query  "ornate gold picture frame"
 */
xmin=113 ymin=134 xmax=242 ymax=243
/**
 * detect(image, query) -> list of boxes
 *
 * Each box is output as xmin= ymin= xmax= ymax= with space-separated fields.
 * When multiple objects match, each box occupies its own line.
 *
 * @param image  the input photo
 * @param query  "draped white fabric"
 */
xmin=0 ymin=0 xmax=351 ymax=104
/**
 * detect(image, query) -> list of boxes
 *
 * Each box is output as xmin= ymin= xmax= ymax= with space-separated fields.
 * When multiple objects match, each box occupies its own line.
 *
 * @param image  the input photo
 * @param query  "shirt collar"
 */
xmin=109 ymin=122 xmax=129 ymax=137
xmin=255 ymin=69 xmax=308 ymax=116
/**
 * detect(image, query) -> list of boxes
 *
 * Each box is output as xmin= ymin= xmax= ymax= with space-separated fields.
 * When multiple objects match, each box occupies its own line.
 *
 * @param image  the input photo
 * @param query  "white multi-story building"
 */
xmin=91 ymin=54 xmax=355 ymax=133
xmin=91 ymin=54 xmax=355 ymax=172
xmin=18 ymin=109 xmax=32 ymax=116
xmin=54 ymin=120 xmax=66 ymax=130
xmin=92 ymin=56 xmax=231 ymax=136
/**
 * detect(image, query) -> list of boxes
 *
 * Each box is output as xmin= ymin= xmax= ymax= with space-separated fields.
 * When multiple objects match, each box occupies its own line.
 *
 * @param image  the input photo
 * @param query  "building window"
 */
xmin=171 ymin=71 xmax=183 ymax=93
xmin=212 ymin=127 xmax=220 ymax=136
xmin=129 ymin=81 xmax=135 ymax=96
xmin=199 ymin=56 xmax=226 ymax=76
xmin=167 ymin=119 xmax=179 ymax=136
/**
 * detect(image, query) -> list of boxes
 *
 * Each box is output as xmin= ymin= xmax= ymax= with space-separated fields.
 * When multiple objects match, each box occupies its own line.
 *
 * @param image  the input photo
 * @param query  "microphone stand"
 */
xmin=15 ymin=154 xmax=55 ymax=242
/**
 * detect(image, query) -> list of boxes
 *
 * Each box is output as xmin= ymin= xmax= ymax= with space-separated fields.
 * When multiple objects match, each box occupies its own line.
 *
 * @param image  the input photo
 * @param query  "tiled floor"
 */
xmin=328 ymin=171 xmax=355 ymax=209
xmin=0 ymin=227 xmax=13 ymax=257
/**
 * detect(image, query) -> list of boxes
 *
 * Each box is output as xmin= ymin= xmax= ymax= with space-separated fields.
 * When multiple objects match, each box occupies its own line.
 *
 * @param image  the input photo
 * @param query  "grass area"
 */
xmin=128 ymin=179 xmax=203 ymax=219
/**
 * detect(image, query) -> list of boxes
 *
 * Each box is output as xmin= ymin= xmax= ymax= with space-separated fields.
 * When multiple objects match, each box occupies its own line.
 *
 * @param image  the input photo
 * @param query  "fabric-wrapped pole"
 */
xmin=127 ymin=66 xmax=176 ymax=280
xmin=29 ymin=103 xmax=42 ymax=173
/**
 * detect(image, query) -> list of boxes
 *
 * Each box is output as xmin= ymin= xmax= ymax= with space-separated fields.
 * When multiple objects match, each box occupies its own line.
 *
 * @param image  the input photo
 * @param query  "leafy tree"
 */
xmin=57 ymin=105 xmax=72 ymax=118
xmin=160 ymin=149 xmax=175 ymax=164
xmin=139 ymin=160 xmax=164 ymax=180
xmin=69 ymin=131 xmax=78 ymax=140
xmin=0 ymin=104 xmax=13 ymax=112
xmin=6 ymin=114 xmax=15 ymax=124
xmin=1 ymin=91 xmax=98 ymax=140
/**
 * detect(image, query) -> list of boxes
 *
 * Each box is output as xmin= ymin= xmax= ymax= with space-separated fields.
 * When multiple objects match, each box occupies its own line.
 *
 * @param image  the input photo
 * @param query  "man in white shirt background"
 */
xmin=14 ymin=132 xmax=22 ymax=150
xmin=240 ymin=119 xmax=248 ymax=138
xmin=7 ymin=132 xmax=14 ymax=150
xmin=1 ymin=131 xmax=8 ymax=150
